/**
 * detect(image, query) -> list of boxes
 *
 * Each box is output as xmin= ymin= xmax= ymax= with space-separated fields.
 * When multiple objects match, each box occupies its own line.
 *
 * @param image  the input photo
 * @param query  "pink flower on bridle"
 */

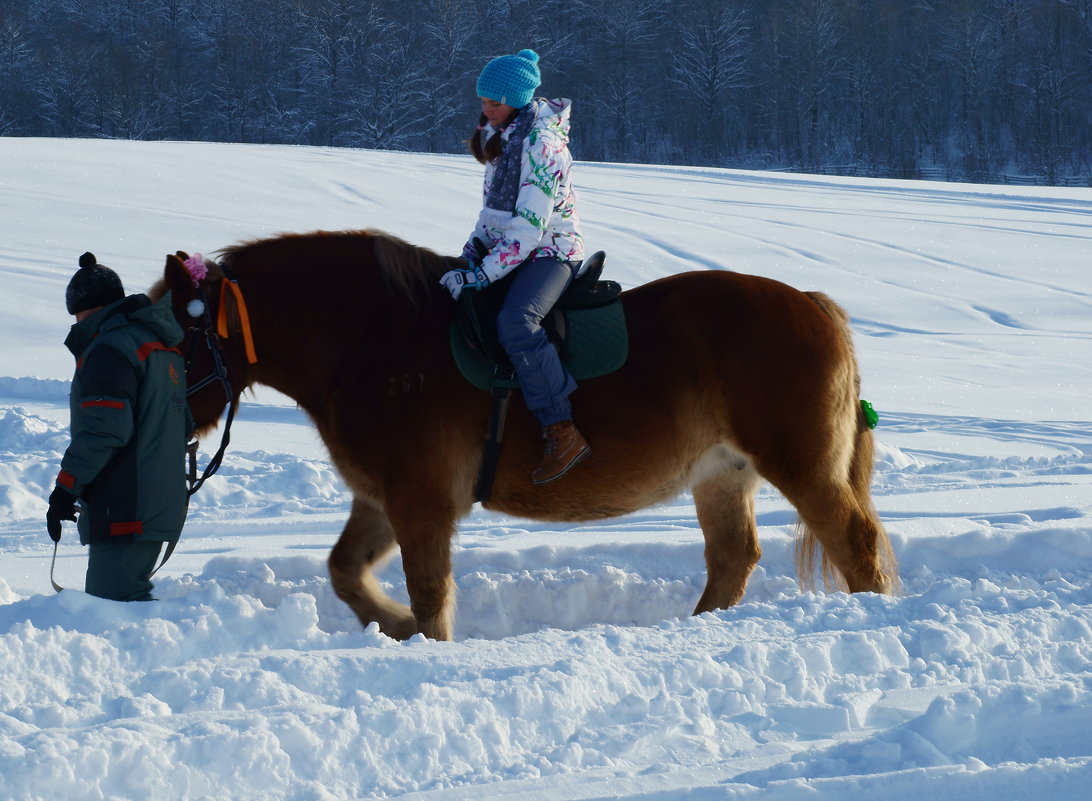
xmin=184 ymin=253 xmax=208 ymax=287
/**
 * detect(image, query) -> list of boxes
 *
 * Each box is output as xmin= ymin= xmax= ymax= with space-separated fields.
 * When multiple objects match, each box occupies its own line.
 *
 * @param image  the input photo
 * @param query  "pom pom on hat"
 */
xmin=66 ymin=252 xmax=125 ymax=315
xmin=476 ymin=48 xmax=541 ymax=108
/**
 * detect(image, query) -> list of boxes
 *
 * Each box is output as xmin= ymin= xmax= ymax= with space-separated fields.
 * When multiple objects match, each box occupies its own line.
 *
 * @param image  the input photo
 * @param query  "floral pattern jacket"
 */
xmin=463 ymin=98 xmax=584 ymax=283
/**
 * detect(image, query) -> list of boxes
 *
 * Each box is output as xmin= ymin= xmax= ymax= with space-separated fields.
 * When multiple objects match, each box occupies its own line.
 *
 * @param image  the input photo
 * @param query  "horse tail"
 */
xmin=794 ymin=292 xmax=899 ymax=595
xmin=804 ymin=291 xmax=860 ymax=394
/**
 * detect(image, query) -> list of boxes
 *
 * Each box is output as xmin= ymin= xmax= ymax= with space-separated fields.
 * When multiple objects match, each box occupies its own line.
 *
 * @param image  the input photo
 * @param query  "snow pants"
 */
xmin=86 ymin=539 xmax=164 ymax=601
xmin=496 ymin=258 xmax=580 ymax=428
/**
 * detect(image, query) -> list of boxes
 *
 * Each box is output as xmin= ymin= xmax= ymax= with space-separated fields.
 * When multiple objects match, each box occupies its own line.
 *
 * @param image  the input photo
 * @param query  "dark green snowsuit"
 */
xmin=55 ymin=293 xmax=193 ymax=600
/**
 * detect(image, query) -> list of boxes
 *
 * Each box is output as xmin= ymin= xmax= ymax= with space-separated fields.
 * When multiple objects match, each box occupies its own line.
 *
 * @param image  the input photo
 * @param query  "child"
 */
xmin=440 ymin=49 xmax=590 ymax=485
xmin=47 ymin=253 xmax=192 ymax=600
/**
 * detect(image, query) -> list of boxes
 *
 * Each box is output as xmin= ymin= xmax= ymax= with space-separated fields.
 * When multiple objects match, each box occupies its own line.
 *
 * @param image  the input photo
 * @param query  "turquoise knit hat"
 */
xmin=476 ymin=49 xmax=541 ymax=108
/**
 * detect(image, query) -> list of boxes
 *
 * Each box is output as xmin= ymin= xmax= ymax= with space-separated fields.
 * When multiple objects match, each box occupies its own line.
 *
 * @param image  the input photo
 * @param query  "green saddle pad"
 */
xmin=450 ymin=299 xmax=628 ymax=390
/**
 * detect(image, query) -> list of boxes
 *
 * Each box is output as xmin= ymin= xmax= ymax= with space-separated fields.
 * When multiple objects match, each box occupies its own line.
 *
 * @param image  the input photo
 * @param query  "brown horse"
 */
xmin=151 ymin=229 xmax=897 ymax=641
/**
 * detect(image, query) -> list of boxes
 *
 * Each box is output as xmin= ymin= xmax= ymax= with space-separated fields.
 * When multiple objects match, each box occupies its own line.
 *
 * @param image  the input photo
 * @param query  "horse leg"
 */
xmin=386 ymin=500 xmax=457 ymax=641
xmin=328 ymin=495 xmax=418 ymax=640
xmin=691 ymin=452 xmax=764 ymax=614
xmin=792 ymin=491 xmax=894 ymax=594
xmin=776 ymin=433 xmax=897 ymax=596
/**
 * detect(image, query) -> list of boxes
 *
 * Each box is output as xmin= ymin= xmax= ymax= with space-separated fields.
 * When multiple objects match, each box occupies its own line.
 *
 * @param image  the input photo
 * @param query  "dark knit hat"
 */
xmin=476 ymin=49 xmax=541 ymax=108
xmin=66 ymin=252 xmax=125 ymax=315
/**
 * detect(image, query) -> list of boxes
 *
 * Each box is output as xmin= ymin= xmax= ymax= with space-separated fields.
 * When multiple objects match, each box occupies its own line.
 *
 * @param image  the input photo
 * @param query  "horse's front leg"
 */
xmin=387 ymin=495 xmax=460 ymax=641
xmin=328 ymin=495 xmax=418 ymax=640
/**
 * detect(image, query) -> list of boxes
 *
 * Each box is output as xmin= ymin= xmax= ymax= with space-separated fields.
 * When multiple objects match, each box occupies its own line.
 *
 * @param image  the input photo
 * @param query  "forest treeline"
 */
xmin=2 ymin=0 xmax=1090 ymax=183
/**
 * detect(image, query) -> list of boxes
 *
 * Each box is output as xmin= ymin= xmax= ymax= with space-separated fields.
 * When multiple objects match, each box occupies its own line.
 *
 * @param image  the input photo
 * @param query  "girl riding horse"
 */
xmin=439 ymin=49 xmax=590 ymax=486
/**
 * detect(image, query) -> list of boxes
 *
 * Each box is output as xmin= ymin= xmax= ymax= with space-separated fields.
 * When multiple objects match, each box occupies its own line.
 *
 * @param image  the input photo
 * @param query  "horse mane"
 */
xmin=365 ymin=229 xmax=454 ymax=304
xmin=215 ymin=229 xmax=452 ymax=307
xmin=151 ymin=230 xmax=452 ymax=310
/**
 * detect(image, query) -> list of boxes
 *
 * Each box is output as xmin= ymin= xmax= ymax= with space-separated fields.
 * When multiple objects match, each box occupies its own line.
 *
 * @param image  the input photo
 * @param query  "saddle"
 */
xmin=450 ymin=251 xmax=628 ymax=390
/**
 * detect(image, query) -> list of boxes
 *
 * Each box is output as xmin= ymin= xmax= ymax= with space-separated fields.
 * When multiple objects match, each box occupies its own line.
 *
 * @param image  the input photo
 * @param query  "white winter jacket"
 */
xmin=463 ymin=98 xmax=585 ymax=282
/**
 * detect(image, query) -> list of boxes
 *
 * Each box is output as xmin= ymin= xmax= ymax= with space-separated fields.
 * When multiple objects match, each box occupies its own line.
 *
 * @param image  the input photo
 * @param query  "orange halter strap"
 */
xmin=216 ymin=278 xmax=258 ymax=364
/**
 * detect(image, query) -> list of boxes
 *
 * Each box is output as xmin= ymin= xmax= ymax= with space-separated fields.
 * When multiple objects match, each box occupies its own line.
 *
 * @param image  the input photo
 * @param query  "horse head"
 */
xmin=148 ymin=230 xmax=464 ymax=439
xmin=151 ymin=251 xmax=252 ymax=436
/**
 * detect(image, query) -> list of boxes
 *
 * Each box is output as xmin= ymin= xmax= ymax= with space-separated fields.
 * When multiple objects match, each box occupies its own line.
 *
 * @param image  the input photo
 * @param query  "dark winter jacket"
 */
xmin=56 ymin=293 xmax=193 ymax=544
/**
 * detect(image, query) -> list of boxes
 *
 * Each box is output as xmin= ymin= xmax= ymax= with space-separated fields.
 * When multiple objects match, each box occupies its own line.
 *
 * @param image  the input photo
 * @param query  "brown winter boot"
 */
xmin=531 ymin=421 xmax=591 ymax=486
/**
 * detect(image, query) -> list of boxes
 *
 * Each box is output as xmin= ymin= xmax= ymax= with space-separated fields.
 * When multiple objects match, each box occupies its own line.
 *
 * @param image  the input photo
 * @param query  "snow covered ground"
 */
xmin=0 ymin=137 xmax=1090 ymax=800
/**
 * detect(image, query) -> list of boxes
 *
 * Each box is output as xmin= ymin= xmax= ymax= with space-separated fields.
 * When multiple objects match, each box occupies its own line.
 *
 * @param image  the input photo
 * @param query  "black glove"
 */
xmin=46 ymin=486 xmax=78 ymax=543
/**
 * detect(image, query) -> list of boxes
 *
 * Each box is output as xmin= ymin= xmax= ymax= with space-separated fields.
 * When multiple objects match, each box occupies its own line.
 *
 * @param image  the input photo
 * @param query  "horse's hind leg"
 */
xmin=776 ymin=433 xmax=897 ymax=596
xmin=790 ymin=486 xmax=894 ymax=594
xmin=691 ymin=451 xmax=764 ymax=614
xmin=328 ymin=495 xmax=418 ymax=640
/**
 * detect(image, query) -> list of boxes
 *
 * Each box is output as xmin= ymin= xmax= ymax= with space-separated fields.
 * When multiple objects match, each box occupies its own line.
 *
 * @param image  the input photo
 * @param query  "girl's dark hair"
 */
xmin=468 ymin=108 xmax=521 ymax=164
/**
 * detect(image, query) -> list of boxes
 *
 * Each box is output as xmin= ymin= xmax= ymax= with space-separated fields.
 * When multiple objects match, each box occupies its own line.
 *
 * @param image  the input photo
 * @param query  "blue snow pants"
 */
xmin=496 ymin=258 xmax=580 ymax=428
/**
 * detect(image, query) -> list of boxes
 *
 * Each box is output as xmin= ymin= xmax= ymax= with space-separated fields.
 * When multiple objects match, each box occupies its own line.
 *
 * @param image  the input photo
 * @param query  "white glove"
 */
xmin=439 ymin=264 xmax=490 ymax=300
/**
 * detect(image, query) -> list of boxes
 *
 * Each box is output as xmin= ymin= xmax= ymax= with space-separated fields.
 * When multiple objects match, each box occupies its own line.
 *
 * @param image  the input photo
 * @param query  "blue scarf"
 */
xmin=484 ymin=101 xmax=538 ymax=213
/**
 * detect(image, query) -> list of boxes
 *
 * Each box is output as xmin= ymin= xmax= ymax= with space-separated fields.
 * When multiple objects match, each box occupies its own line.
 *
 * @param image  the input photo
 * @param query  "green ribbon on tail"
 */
xmin=860 ymin=399 xmax=879 ymax=430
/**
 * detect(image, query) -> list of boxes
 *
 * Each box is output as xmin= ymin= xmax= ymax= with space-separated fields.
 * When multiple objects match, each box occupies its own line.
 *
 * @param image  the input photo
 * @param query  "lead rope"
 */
xmin=49 ymin=542 xmax=63 ymax=592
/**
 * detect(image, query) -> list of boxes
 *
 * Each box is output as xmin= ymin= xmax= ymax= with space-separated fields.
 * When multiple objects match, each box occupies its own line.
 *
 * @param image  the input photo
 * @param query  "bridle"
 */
xmin=181 ymin=260 xmax=257 ymax=497
xmin=182 ymin=280 xmax=236 ymax=496
xmin=184 ymin=282 xmax=234 ymax=401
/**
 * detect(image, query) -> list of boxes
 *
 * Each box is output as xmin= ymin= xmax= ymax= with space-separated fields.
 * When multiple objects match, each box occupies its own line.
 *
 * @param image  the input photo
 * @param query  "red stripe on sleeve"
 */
xmin=80 ymin=399 xmax=125 ymax=409
xmin=109 ymin=521 xmax=144 ymax=536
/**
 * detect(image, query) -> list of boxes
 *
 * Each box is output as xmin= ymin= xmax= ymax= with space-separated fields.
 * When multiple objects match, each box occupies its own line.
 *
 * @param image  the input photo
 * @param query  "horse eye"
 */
xmin=186 ymin=299 xmax=206 ymax=318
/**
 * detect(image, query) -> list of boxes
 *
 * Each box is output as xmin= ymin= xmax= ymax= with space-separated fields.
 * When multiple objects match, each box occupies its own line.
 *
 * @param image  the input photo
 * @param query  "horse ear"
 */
xmin=163 ymin=253 xmax=195 ymax=314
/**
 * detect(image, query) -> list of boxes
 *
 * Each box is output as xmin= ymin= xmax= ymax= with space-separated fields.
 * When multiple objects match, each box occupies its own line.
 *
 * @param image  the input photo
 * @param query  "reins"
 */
xmin=183 ymin=280 xmax=236 ymax=497
xmin=184 ymin=268 xmax=258 ymax=498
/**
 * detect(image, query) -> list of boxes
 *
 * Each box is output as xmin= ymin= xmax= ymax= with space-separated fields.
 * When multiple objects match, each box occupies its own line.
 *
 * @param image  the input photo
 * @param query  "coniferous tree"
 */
xmin=2 ymin=0 xmax=1088 ymax=183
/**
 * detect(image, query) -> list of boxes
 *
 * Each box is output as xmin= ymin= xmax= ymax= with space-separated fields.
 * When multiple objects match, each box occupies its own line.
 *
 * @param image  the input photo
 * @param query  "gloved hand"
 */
xmin=439 ymin=263 xmax=490 ymax=301
xmin=461 ymin=237 xmax=490 ymax=264
xmin=46 ymin=486 xmax=78 ymax=543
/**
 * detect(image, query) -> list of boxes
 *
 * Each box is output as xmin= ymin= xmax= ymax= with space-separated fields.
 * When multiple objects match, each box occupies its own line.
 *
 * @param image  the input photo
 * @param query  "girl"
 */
xmin=439 ymin=48 xmax=589 ymax=486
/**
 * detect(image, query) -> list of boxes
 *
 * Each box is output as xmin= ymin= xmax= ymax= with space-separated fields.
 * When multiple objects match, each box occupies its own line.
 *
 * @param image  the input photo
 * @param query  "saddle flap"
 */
xmin=451 ymin=250 xmax=627 ymax=389
xmin=451 ymin=300 xmax=627 ymax=391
